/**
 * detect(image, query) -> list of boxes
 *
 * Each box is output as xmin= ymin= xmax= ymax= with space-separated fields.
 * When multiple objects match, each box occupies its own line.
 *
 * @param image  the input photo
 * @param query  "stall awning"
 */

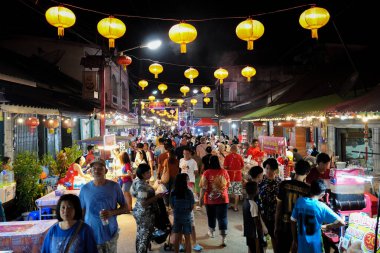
xmin=326 ymin=85 xmax=380 ymax=113
xmin=241 ymin=94 xmax=344 ymax=121
xmin=194 ymin=118 xmax=218 ymax=126
xmin=241 ymin=104 xmax=289 ymax=120
xmin=267 ymin=94 xmax=343 ymax=118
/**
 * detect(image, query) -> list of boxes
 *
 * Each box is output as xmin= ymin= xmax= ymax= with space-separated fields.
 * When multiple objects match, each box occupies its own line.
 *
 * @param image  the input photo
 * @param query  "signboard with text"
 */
xmin=341 ymin=212 xmax=380 ymax=253
xmin=258 ymin=136 xmax=287 ymax=155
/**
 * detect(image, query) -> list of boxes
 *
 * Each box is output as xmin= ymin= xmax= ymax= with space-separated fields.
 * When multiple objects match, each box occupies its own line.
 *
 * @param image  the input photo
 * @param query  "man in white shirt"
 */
xmin=179 ymin=147 xmax=198 ymax=190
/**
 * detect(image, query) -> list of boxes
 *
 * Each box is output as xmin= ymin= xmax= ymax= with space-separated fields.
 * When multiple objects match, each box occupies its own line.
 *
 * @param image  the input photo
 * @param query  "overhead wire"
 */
xmin=49 ymin=0 xmax=314 ymax=22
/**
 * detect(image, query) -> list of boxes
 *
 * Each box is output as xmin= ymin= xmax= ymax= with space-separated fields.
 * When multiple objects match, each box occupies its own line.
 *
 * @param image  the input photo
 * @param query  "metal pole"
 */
xmin=100 ymin=65 xmax=106 ymax=136
xmin=138 ymin=99 xmax=142 ymax=136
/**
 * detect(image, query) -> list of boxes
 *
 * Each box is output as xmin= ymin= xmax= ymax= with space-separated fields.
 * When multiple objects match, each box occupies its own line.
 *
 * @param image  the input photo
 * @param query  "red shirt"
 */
xmin=200 ymin=169 xmax=230 ymax=205
xmin=306 ymin=166 xmax=330 ymax=184
xmin=247 ymin=147 xmax=264 ymax=161
xmin=223 ymin=153 xmax=244 ymax=182
xmin=64 ymin=163 xmax=78 ymax=190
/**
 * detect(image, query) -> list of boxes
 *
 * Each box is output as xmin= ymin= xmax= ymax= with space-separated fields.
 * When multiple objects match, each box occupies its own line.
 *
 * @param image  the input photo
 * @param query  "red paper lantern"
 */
xmin=44 ymin=118 xmax=59 ymax=134
xmin=117 ymin=55 xmax=132 ymax=70
xmin=25 ymin=117 xmax=40 ymax=133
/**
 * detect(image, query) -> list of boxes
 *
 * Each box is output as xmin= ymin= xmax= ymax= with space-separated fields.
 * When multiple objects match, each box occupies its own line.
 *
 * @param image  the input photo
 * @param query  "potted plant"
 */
xmin=13 ymin=151 xmax=44 ymax=212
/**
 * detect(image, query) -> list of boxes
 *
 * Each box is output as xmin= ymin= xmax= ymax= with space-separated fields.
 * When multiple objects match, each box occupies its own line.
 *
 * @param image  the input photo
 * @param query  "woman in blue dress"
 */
xmin=41 ymin=194 xmax=98 ymax=253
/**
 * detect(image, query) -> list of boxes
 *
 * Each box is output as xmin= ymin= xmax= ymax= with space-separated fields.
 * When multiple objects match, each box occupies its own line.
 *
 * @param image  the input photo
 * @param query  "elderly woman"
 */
xmin=42 ymin=194 xmax=98 ymax=253
xmin=199 ymin=155 xmax=230 ymax=247
xmin=131 ymin=163 xmax=165 ymax=253
xmin=216 ymin=143 xmax=228 ymax=167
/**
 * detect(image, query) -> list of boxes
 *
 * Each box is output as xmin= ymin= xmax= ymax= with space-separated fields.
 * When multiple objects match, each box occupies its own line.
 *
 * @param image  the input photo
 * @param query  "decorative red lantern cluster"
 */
xmin=117 ymin=55 xmax=132 ymax=70
xmin=25 ymin=117 xmax=40 ymax=133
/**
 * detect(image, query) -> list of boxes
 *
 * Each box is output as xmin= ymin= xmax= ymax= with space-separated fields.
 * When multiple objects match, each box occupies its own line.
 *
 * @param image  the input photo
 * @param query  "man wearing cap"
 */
xmin=80 ymin=159 xmax=128 ymax=253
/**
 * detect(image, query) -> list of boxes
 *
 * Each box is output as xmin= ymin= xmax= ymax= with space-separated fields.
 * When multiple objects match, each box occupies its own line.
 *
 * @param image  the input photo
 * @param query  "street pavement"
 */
xmin=117 ymin=204 xmax=275 ymax=253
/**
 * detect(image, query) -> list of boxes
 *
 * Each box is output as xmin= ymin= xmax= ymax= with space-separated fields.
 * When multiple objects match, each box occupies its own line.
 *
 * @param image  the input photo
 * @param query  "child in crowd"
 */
xmin=171 ymin=173 xmax=195 ymax=253
xmin=243 ymin=181 xmax=267 ymax=253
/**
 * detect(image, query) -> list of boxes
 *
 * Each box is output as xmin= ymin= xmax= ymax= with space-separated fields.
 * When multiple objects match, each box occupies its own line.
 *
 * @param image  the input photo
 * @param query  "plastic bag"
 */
xmin=152 ymin=180 xmax=160 ymax=191
xmin=155 ymin=183 xmax=167 ymax=194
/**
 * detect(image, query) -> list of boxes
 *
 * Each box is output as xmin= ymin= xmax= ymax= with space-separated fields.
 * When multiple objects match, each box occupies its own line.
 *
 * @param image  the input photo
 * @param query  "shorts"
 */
xmin=228 ymin=181 xmax=243 ymax=195
xmin=122 ymin=181 xmax=132 ymax=192
xmin=172 ymin=221 xmax=192 ymax=234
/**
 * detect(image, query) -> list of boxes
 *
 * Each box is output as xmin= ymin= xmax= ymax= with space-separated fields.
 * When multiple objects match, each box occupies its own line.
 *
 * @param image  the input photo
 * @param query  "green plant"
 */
xmin=50 ymin=144 xmax=83 ymax=178
xmin=13 ymin=151 xmax=44 ymax=212
xmin=64 ymin=144 xmax=83 ymax=165
xmin=39 ymin=153 xmax=56 ymax=175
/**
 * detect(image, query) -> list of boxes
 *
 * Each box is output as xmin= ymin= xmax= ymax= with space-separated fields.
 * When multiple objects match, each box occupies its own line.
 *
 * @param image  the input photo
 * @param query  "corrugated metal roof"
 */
xmin=326 ymin=85 xmax=380 ymax=113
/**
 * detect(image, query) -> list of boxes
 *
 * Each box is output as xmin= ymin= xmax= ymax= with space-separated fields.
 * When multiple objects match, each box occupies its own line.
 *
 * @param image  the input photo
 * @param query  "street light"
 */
xmin=100 ymin=39 xmax=162 ymax=136
xmin=118 ymin=39 xmax=162 ymax=54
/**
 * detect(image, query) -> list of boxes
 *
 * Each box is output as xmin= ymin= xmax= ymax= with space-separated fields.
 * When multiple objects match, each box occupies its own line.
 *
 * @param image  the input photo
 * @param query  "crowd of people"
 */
xmin=39 ymin=130 xmax=349 ymax=253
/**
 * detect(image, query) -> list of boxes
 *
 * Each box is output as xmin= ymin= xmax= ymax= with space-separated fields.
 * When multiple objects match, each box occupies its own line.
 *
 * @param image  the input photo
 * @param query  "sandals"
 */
xmin=233 ymin=207 xmax=239 ymax=212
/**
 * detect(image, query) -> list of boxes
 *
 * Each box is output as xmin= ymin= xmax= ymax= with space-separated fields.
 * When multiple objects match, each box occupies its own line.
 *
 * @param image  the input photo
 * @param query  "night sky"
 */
xmin=2 ymin=0 xmax=376 ymax=98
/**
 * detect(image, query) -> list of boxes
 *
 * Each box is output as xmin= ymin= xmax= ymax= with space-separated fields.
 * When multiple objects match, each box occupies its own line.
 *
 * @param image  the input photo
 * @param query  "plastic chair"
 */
xmin=27 ymin=210 xmax=40 ymax=220
xmin=41 ymin=207 xmax=53 ymax=220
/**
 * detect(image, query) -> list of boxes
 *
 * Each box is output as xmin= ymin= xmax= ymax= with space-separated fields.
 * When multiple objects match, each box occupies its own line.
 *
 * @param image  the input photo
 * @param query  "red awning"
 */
xmin=194 ymin=118 xmax=218 ymax=126
xmin=326 ymin=85 xmax=380 ymax=113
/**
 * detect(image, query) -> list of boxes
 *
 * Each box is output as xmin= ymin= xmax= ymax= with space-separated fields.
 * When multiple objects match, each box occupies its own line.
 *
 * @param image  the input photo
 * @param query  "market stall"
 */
xmin=35 ymin=190 xmax=80 ymax=220
xmin=0 ymin=219 xmax=57 ymax=252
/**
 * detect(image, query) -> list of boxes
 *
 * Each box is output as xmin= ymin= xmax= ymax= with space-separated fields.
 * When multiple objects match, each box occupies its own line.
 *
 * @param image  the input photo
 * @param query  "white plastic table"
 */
xmin=35 ymin=190 xmax=80 ymax=219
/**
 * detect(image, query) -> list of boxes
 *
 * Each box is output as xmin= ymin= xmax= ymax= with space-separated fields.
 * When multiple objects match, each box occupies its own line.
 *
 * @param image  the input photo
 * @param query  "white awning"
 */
xmin=0 ymin=104 xmax=60 ymax=115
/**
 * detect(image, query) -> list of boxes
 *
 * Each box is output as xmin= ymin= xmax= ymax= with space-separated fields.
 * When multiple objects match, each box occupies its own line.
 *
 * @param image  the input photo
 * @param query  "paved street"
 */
xmin=117 ymin=204 xmax=274 ymax=253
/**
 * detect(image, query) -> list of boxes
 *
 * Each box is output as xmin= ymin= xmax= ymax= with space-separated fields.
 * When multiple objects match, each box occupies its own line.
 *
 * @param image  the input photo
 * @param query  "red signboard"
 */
xmin=258 ymin=136 xmax=287 ymax=155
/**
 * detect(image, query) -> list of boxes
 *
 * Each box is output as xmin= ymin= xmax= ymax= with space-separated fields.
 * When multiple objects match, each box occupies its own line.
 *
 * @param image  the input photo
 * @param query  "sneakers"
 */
xmin=221 ymin=236 xmax=227 ymax=247
xmin=207 ymin=230 xmax=215 ymax=238
xmin=193 ymin=243 xmax=203 ymax=251
xmin=179 ymin=244 xmax=184 ymax=252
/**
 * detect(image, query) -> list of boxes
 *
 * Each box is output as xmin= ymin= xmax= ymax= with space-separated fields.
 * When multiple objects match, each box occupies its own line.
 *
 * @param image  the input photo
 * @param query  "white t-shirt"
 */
xmin=179 ymin=158 xmax=198 ymax=183
xmin=249 ymin=200 xmax=268 ymax=237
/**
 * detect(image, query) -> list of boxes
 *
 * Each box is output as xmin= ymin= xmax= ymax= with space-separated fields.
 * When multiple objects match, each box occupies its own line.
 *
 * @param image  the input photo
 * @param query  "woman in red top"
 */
xmin=199 ymin=155 xmax=230 ymax=247
xmin=223 ymin=145 xmax=244 ymax=211
xmin=63 ymin=156 xmax=86 ymax=190
xmin=247 ymin=139 xmax=265 ymax=164
xmin=119 ymin=151 xmax=133 ymax=212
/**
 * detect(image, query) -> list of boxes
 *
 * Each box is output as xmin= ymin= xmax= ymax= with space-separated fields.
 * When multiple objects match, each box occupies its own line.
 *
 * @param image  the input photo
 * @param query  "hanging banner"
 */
xmin=340 ymin=212 xmax=380 ymax=253
xmin=258 ymin=136 xmax=287 ymax=155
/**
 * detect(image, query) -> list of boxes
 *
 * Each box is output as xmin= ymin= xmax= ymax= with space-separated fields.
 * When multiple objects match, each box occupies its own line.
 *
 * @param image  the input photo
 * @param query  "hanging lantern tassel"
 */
xmin=109 ymin=39 xmax=115 ymax=49
xmin=49 ymin=128 xmax=55 ymax=134
xmin=58 ymin=27 xmax=64 ymax=37
xmin=67 ymin=128 xmax=72 ymax=134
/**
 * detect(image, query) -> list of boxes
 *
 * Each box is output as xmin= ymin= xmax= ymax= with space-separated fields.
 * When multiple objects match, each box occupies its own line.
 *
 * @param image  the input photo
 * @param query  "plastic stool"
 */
xmin=41 ymin=207 xmax=53 ymax=220
xmin=27 ymin=210 xmax=40 ymax=220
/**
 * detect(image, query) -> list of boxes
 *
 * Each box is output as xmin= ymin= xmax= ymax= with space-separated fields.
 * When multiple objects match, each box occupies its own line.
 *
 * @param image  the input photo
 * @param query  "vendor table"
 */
xmin=0 ymin=219 xmax=57 ymax=252
xmin=35 ymin=190 xmax=80 ymax=220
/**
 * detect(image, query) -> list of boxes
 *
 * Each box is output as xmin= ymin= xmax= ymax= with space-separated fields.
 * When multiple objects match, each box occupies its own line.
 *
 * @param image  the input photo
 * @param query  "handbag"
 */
xmin=64 ymin=220 xmax=83 ymax=253
xmin=160 ymin=159 xmax=170 ymax=184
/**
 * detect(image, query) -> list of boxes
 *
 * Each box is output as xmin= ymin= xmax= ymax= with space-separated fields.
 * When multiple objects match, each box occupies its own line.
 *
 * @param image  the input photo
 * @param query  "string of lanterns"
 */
xmin=44 ymin=4 xmax=330 ymax=51
xmin=11 ymin=115 xmax=76 ymax=134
